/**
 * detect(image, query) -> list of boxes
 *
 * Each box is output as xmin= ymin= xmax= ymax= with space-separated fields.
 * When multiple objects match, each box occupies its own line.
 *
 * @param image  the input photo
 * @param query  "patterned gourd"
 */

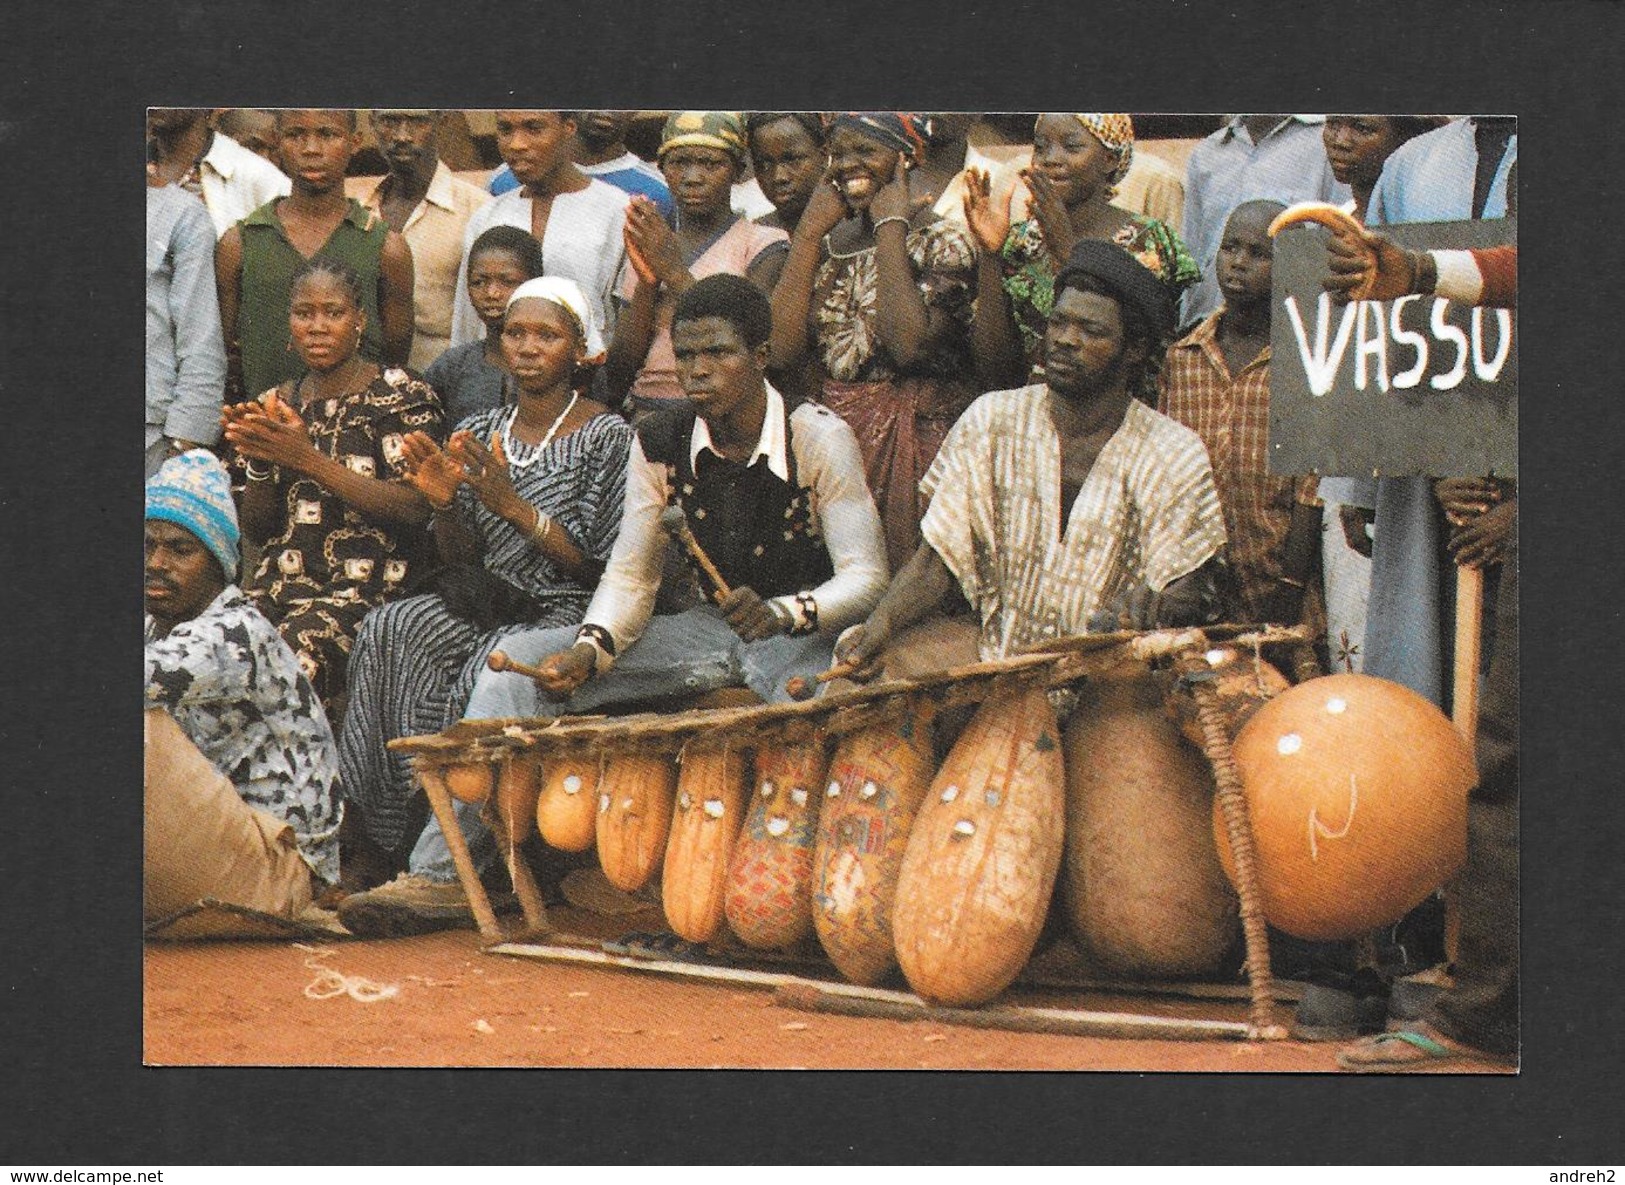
xmin=811 ymin=703 xmax=934 ymax=985
xmin=724 ymin=735 xmax=828 ymax=949
xmin=893 ymin=684 xmax=1065 ymax=1007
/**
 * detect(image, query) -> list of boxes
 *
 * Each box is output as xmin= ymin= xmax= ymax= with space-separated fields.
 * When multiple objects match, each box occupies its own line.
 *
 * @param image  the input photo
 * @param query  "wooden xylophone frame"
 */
xmin=387 ymin=622 xmax=1312 ymax=1039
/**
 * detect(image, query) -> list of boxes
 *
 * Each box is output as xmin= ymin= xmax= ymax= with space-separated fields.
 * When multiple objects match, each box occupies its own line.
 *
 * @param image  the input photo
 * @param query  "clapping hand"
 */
xmin=400 ymin=431 xmax=463 ymax=510
xmin=962 ymin=166 xmax=1014 ymax=255
xmin=1021 ymin=168 xmax=1076 ymax=264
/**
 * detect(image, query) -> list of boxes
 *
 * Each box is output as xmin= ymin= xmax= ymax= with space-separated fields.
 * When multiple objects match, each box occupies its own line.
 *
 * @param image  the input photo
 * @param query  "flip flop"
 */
xmin=1336 ymin=1028 xmax=1509 ymax=1073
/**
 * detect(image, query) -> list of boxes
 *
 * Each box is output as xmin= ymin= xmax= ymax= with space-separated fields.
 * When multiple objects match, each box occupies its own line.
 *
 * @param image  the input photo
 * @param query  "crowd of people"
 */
xmin=145 ymin=109 xmax=1516 ymax=1071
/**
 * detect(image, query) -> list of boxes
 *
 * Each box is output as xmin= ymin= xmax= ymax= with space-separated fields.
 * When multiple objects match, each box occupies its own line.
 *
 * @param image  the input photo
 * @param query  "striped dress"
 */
xmin=918 ymin=387 xmax=1227 ymax=661
xmin=337 ymin=408 xmax=633 ymax=856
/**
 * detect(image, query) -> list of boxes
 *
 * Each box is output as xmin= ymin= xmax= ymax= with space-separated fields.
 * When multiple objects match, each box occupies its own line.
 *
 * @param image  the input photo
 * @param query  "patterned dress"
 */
xmin=244 ymin=367 xmax=445 ymax=713
xmin=337 ymin=408 xmax=633 ymax=856
xmin=145 ymin=586 xmax=341 ymax=884
xmin=810 ymin=218 xmax=978 ymax=573
xmin=998 ymin=214 xmax=1199 ymax=384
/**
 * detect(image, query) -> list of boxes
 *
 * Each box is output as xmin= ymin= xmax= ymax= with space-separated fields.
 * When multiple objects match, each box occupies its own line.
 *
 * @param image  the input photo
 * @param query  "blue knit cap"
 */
xmin=145 ymin=450 xmax=241 ymax=579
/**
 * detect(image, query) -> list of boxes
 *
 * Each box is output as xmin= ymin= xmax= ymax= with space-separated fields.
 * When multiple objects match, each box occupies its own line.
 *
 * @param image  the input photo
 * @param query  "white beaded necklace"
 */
xmin=500 ymin=393 xmax=577 ymax=470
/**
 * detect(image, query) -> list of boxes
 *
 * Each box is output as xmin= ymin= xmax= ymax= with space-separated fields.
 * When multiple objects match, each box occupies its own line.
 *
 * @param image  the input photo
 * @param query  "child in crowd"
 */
xmin=1158 ymin=199 xmax=1321 ymax=631
xmin=423 ymin=225 xmax=547 ymax=426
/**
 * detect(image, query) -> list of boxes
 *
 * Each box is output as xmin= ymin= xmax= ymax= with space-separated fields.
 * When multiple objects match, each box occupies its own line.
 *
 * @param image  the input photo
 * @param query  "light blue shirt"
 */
xmin=1369 ymin=118 xmax=1516 ymax=225
xmin=1362 ymin=118 xmax=1516 ymax=705
xmin=146 ymin=185 xmax=226 ymax=456
xmin=1179 ymin=115 xmax=1349 ymax=325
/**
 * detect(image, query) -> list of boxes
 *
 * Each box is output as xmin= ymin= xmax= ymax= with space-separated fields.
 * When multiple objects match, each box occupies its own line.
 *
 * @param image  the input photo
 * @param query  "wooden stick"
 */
xmin=487 ymin=942 xmax=1250 ymax=1041
xmin=660 ymin=505 xmax=732 ymax=600
xmin=786 ymin=660 xmax=859 ymax=701
xmin=418 ymin=765 xmax=503 ymax=940
xmin=1452 ymin=566 xmax=1484 ymax=747
xmin=773 ymin=983 xmax=1249 ymax=1042
xmin=1445 ymin=563 xmax=1486 ymax=967
xmin=487 ymin=649 xmax=548 ymax=680
xmin=1171 ymin=641 xmax=1288 ymax=1040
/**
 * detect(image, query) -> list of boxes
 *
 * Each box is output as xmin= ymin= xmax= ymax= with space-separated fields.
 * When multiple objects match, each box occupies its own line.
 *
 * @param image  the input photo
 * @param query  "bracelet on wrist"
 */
xmin=872 ymin=216 xmax=910 ymax=234
xmin=243 ymin=460 xmax=273 ymax=482
xmin=768 ymin=599 xmax=795 ymax=634
xmin=529 ymin=507 xmax=555 ymax=547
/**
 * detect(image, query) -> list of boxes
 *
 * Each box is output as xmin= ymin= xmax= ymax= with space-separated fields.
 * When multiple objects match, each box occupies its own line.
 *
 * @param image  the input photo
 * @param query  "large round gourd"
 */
xmin=892 ymin=684 xmax=1065 ymax=1007
xmin=1063 ymin=674 xmax=1239 ymax=977
xmin=725 ymin=736 xmax=828 ymax=949
xmin=811 ymin=704 xmax=934 ymax=985
xmin=1216 ymin=672 xmax=1475 ymax=941
xmin=595 ymin=753 xmax=676 ymax=892
xmin=536 ymin=756 xmax=600 ymax=852
xmin=662 ymin=746 xmax=751 ymax=943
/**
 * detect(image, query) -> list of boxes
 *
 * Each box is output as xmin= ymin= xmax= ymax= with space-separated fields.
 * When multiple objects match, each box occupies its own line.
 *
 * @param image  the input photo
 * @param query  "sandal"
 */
xmin=1336 ymin=1027 xmax=1511 ymax=1073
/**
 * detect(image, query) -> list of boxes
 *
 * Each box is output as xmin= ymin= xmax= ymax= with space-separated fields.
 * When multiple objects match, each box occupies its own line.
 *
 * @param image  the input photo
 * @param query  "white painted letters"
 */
xmin=1429 ymin=298 xmax=1469 ymax=390
xmin=1355 ymin=299 xmax=1390 ymax=392
xmin=1388 ymin=294 xmax=1428 ymax=389
xmin=1283 ymin=293 xmax=1358 ymax=397
xmin=1471 ymin=307 xmax=1513 ymax=381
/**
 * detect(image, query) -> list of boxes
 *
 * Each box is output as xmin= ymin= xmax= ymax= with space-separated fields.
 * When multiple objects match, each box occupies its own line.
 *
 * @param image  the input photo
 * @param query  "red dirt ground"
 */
xmin=143 ymin=905 xmax=1507 ymax=1072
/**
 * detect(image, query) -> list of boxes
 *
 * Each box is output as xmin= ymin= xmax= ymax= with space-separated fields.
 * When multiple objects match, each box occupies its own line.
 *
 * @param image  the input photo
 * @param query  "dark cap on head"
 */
xmin=1054 ymin=239 xmax=1175 ymax=342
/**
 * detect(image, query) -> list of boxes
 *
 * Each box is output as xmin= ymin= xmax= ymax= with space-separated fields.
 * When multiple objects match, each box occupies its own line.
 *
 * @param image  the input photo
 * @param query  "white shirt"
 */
xmin=449 ymin=178 xmax=631 ymax=348
xmin=198 ymin=131 xmax=292 ymax=239
xmin=584 ymin=387 xmax=888 ymax=667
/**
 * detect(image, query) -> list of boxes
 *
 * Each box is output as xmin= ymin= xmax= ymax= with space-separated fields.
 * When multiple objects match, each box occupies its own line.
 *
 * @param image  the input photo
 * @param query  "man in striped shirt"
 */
xmin=838 ymin=240 xmax=1228 ymax=674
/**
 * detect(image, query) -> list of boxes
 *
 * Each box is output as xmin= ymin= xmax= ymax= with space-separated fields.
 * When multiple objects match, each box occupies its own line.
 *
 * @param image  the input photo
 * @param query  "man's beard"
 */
xmin=1045 ymin=343 xmax=1130 ymax=404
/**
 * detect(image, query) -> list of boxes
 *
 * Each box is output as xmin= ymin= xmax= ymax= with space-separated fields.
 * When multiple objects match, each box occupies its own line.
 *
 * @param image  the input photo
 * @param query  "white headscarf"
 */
xmin=505 ymin=276 xmax=606 ymax=363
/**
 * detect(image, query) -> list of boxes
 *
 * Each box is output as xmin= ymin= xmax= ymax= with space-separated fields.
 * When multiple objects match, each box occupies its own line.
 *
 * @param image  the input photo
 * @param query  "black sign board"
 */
xmin=1268 ymin=218 xmax=1516 ymax=478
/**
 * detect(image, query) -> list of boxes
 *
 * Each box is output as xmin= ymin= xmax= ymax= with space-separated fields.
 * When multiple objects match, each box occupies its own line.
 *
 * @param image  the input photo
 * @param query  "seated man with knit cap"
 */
xmin=144 ymin=450 xmax=341 ymax=934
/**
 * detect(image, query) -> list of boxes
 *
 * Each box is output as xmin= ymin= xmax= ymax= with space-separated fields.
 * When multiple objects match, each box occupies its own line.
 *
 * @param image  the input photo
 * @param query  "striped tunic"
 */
xmin=919 ymin=387 xmax=1227 ymax=661
xmin=337 ymin=408 xmax=633 ymax=855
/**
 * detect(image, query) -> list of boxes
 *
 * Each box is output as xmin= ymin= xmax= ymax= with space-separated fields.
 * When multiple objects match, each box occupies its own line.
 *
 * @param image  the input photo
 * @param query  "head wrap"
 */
xmin=145 ymin=449 xmax=241 ymax=580
xmin=1065 ymin=113 xmax=1136 ymax=188
xmin=658 ymin=111 xmax=747 ymax=168
xmin=829 ymin=113 xmax=929 ymax=166
xmin=506 ymin=276 xmax=606 ymax=363
xmin=1053 ymin=239 xmax=1175 ymax=343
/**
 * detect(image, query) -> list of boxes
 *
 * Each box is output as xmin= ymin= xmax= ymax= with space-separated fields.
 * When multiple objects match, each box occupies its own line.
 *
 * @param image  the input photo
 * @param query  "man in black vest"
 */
xmin=472 ymin=273 xmax=889 ymax=716
xmin=339 ymin=276 xmax=888 ymax=936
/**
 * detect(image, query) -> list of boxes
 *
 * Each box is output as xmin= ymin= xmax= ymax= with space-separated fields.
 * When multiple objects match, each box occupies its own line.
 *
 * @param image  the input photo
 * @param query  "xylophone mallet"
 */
xmin=659 ymin=504 xmax=732 ymax=602
xmin=785 ymin=659 xmax=861 ymax=701
xmin=487 ymin=649 xmax=550 ymax=680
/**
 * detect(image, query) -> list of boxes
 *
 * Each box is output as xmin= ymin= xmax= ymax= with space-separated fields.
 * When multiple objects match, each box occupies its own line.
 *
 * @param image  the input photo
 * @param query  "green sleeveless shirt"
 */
xmin=236 ymin=198 xmax=389 ymax=398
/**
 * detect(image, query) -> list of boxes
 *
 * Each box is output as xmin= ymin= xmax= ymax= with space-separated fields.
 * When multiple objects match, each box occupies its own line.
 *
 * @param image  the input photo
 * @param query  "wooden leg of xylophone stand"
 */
xmin=418 ymin=765 xmax=503 ymax=940
xmin=481 ymin=767 xmax=552 ymax=942
xmin=1175 ymin=649 xmax=1288 ymax=1040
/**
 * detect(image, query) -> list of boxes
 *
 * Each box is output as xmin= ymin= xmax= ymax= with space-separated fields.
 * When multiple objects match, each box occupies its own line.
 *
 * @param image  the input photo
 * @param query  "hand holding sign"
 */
xmin=1269 ymin=202 xmax=1434 ymax=303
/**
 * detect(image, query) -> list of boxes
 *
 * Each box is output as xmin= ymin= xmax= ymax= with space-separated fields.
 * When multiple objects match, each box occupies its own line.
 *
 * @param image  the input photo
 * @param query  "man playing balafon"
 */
xmin=339 ymin=273 xmax=888 ymax=936
xmin=837 ymin=239 xmax=1230 ymax=678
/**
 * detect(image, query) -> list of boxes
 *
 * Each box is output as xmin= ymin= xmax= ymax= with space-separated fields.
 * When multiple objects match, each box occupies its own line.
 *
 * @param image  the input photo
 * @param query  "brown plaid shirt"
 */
xmin=1159 ymin=313 xmax=1319 ymax=621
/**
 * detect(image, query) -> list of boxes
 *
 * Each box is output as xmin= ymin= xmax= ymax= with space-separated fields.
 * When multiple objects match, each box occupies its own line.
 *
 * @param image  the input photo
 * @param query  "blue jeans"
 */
xmin=410 ymin=607 xmax=835 ymax=881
